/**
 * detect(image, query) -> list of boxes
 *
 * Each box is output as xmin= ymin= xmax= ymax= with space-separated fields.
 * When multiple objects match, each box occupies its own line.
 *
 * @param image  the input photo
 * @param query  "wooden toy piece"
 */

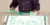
xmin=29 ymin=11 xmax=37 ymax=16
xmin=19 ymin=12 xmax=23 ymax=15
xmin=10 ymin=9 xmax=17 ymax=13
xmin=19 ymin=12 xmax=30 ymax=15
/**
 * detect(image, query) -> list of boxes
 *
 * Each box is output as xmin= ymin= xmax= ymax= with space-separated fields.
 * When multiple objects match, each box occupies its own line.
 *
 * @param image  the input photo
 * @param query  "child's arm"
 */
xmin=10 ymin=0 xmax=18 ymax=9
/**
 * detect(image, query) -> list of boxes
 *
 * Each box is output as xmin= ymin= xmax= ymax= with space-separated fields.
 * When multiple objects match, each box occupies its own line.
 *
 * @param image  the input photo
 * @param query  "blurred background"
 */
xmin=0 ymin=0 xmax=50 ymax=25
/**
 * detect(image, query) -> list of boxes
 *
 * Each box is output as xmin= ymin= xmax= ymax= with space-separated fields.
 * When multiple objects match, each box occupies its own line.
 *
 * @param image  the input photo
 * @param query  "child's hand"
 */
xmin=10 ymin=7 xmax=17 ymax=12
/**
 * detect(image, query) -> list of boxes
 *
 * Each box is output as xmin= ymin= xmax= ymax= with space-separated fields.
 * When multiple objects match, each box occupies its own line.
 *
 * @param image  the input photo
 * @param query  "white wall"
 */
xmin=40 ymin=0 xmax=50 ymax=12
xmin=0 ymin=0 xmax=11 ymax=12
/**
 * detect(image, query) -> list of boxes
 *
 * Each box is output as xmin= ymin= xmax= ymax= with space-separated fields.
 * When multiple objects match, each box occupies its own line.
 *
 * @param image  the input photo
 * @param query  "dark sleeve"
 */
xmin=10 ymin=0 xmax=18 ymax=8
xmin=33 ymin=0 xmax=40 ymax=11
xmin=35 ymin=0 xmax=40 ymax=10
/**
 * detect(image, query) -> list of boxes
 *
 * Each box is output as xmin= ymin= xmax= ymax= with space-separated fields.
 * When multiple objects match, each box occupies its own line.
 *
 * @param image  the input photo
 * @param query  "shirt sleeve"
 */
xmin=10 ymin=0 xmax=18 ymax=8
